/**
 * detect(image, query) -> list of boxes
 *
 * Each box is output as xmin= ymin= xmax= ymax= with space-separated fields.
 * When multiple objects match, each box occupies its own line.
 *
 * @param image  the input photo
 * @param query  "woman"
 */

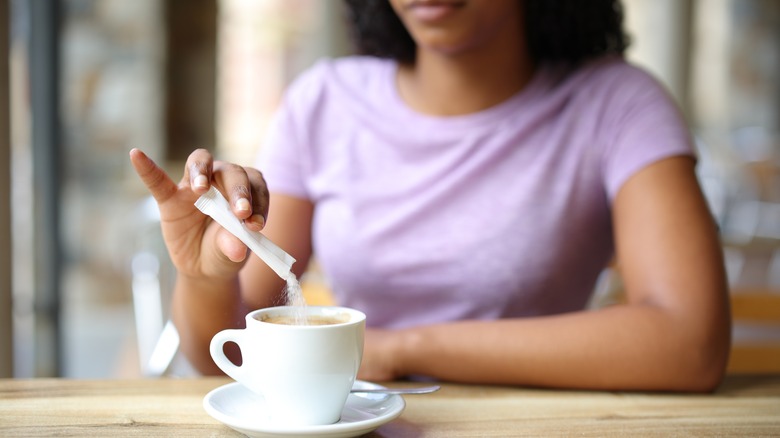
xmin=130 ymin=0 xmax=730 ymax=391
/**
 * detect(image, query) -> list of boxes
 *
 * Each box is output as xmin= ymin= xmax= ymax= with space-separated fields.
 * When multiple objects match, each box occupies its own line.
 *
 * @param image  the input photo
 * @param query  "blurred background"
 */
xmin=0 ymin=0 xmax=778 ymax=379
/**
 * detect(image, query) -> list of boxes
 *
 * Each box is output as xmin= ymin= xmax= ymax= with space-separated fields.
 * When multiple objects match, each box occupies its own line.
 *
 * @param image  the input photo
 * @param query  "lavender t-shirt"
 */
xmin=257 ymin=55 xmax=694 ymax=329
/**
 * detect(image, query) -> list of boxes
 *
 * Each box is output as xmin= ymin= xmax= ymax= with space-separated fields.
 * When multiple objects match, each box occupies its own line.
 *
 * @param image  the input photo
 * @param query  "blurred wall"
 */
xmin=624 ymin=0 xmax=692 ymax=112
xmin=165 ymin=0 xmax=216 ymax=162
xmin=57 ymin=0 xmax=166 ymax=378
xmin=216 ymin=0 xmax=352 ymax=164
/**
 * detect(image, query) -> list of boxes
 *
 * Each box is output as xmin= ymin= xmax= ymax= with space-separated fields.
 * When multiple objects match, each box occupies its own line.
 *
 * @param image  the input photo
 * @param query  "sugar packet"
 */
xmin=194 ymin=186 xmax=295 ymax=280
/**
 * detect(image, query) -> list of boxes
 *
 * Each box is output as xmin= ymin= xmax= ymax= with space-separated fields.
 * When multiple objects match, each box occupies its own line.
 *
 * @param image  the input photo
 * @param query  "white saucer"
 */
xmin=203 ymin=380 xmax=406 ymax=438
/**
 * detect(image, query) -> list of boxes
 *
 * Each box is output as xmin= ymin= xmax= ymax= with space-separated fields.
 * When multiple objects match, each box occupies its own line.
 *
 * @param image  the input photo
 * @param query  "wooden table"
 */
xmin=1 ymin=376 xmax=779 ymax=436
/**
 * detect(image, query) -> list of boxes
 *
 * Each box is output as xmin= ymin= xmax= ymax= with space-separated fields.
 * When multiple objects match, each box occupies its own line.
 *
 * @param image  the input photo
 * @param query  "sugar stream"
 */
xmin=284 ymin=273 xmax=308 ymax=325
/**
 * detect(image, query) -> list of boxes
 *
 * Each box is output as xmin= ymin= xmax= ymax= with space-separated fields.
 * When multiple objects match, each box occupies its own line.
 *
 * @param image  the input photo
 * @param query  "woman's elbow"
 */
xmin=669 ymin=320 xmax=731 ymax=393
xmin=681 ymin=353 xmax=729 ymax=393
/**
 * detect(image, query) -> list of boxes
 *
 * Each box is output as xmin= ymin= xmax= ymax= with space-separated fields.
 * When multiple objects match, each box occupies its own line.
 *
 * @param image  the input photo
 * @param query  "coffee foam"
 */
xmin=260 ymin=313 xmax=350 ymax=326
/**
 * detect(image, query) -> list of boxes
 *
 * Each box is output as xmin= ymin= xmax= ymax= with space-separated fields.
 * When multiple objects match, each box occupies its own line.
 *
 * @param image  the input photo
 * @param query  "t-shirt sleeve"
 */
xmin=254 ymin=61 xmax=330 ymax=200
xmin=599 ymin=64 xmax=696 ymax=201
xmin=255 ymin=103 xmax=310 ymax=199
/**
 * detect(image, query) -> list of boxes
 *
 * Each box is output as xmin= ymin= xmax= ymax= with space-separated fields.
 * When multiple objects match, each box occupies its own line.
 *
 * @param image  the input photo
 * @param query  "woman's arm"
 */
xmin=129 ymin=148 xmax=316 ymax=375
xmin=360 ymin=156 xmax=731 ymax=391
xmin=176 ymin=193 xmax=315 ymax=375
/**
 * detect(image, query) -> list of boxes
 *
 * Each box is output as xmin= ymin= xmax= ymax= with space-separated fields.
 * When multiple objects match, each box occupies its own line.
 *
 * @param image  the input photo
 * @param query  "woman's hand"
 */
xmin=128 ymin=148 xmax=269 ymax=281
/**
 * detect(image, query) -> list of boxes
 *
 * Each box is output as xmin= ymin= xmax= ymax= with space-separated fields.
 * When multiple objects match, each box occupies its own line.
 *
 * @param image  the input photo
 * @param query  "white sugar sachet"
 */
xmin=194 ymin=186 xmax=296 ymax=280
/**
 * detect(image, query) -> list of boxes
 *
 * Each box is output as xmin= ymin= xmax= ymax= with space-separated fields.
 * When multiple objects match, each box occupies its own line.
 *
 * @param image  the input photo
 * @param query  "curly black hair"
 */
xmin=343 ymin=0 xmax=629 ymax=66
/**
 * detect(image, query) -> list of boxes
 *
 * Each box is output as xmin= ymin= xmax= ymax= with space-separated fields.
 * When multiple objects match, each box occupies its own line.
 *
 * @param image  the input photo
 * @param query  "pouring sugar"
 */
xmin=284 ymin=272 xmax=308 ymax=325
xmin=194 ymin=187 xmax=307 ymax=321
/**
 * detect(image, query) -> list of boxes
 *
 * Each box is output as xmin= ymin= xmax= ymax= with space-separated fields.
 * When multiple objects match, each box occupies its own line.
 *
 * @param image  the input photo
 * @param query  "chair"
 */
xmin=728 ymin=284 xmax=780 ymax=373
xmin=130 ymin=196 xmax=196 ymax=377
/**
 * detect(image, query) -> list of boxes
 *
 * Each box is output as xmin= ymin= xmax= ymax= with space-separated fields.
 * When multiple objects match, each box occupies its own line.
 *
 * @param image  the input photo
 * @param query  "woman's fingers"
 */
xmin=183 ymin=148 xmax=214 ymax=194
xmin=132 ymin=146 xmax=270 ymax=232
xmin=212 ymin=161 xmax=257 ymax=221
xmin=245 ymin=167 xmax=269 ymax=230
xmin=129 ymin=148 xmax=178 ymax=203
xmin=215 ymin=227 xmax=250 ymax=263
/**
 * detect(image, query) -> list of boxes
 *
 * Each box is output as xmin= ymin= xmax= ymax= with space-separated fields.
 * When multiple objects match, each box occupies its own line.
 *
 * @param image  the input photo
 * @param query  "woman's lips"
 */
xmin=405 ymin=1 xmax=466 ymax=23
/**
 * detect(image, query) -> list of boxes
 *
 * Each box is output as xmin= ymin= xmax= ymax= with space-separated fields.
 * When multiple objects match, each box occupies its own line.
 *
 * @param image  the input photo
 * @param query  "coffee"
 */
xmin=260 ymin=313 xmax=350 ymax=326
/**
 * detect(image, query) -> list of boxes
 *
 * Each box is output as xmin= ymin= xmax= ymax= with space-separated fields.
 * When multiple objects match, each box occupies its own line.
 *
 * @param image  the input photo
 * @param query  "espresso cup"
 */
xmin=209 ymin=306 xmax=365 ymax=426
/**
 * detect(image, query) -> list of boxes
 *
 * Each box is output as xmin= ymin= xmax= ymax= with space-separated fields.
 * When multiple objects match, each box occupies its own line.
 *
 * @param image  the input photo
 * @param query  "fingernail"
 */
xmin=194 ymin=174 xmax=208 ymax=189
xmin=251 ymin=214 xmax=265 ymax=228
xmin=236 ymin=198 xmax=251 ymax=212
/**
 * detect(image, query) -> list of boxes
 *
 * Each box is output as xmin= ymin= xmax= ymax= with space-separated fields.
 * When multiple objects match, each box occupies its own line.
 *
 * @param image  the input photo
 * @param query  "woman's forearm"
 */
xmin=171 ymin=274 xmax=247 ymax=375
xmin=397 ymin=302 xmax=729 ymax=392
xmin=171 ymin=257 xmax=291 ymax=375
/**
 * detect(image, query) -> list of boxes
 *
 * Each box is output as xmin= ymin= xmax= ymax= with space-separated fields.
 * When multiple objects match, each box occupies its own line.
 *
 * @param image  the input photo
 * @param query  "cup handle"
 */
xmin=209 ymin=329 xmax=246 ymax=383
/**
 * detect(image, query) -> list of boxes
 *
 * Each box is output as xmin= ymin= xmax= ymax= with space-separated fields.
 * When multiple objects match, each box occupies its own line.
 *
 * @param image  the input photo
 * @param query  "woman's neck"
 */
xmin=396 ymin=33 xmax=535 ymax=116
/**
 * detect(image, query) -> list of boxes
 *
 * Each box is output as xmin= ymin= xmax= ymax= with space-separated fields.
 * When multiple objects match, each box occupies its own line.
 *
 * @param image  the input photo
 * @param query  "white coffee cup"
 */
xmin=209 ymin=306 xmax=366 ymax=426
